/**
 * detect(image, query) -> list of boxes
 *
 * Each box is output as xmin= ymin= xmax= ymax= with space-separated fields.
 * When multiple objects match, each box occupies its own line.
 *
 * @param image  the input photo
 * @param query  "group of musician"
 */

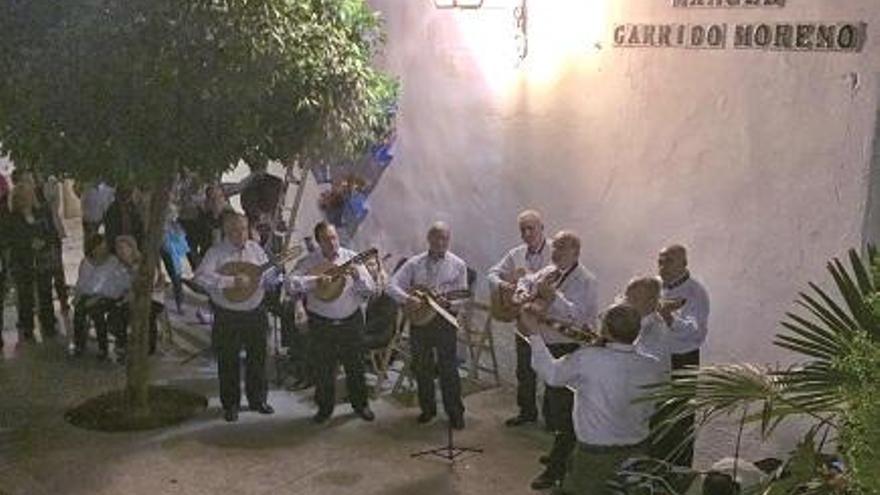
xmin=189 ymin=204 xmax=709 ymax=494
xmin=0 ymin=159 xmax=710 ymax=494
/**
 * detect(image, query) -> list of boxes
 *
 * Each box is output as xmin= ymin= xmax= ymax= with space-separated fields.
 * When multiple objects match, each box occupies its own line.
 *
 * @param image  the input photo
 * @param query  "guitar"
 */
xmin=219 ymin=245 xmax=303 ymax=303
xmin=489 ymin=267 xmax=527 ymax=322
xmin=518 ymin=308 xmax=598 ymax=345
xmin=405 ymin=286 xmax=472 ymax=328
xmin=309 ymin=248 xmax=379 ymax=302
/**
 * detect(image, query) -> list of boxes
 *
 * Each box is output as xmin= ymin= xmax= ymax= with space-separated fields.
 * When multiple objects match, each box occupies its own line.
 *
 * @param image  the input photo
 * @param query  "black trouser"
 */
xmin=308 ymin=310 xmax=369 ymax=414
xmin=13 ymin=267 xmax=56 ymax=339
xmin=515 ymin=332 xmax=538 ymax=419
xmin=73 ymin=297 xmax=117 ymax=352
xmin=213 ymin=306 xmax=269 ymax=411
xmin=543 ymin=342 xmax=581 ymax=479
xmin=410 ymin=318 xmax=464 ymax=418
xmin=652 ymin=349 xmax=700 ymax=468
xmin=112 ymin=300 xmax=162 ymax=354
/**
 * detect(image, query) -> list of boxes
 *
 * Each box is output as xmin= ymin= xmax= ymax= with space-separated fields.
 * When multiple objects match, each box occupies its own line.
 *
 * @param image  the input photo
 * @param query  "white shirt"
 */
xmin=194 ymin=240 xmax=269 ymax=312
xmin=388 ymin=251 xmax=469 ymax=307
xmin=81 ymin=182 xmax=115 ymax=224
xmin=486 ymin=240 xmax=549 ymax=290
xmin=634 ymin=313 xmax=702 ymax=375
xmin=286 ymin=248 xmax=376 ymax=319
xmin=516 ymin=263 xmax=599 ymax=344
xmin=661 ymin=273 xmax=710 ymax=351
xmin=530 ymin=334 xmax=665 ymax=446
xmin=75 ymin=256 xmax=130 ymax=300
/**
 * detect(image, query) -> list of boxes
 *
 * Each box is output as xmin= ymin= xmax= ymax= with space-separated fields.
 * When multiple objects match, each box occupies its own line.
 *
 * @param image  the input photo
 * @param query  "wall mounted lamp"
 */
xmin=433 ymin=0 xmax=484 ymax=9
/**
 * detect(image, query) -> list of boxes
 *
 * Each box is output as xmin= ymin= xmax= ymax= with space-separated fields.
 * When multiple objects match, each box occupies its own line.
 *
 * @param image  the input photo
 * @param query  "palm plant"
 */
xmin=641 ymin=247 xmax=880 ymax=495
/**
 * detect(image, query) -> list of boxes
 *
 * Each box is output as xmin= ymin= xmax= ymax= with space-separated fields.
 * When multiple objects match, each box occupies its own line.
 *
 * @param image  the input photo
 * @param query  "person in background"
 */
xmin=79 ymin=179 xmax=115 ymax=240
xmin=38 ymin=173 xmax=70 ymax=315
xmin=71 ymin=233 xmax=130 ymax=359
xmin=0 ymin=170 xmax=10 ymax=349
xmin=7 ymin=183 xmax=58 ymax=342
xmin=111 ymin=235 xmax=163 ymax=361
xmin=190 ymin=184 xmax=232 ymax=265
xmin=161 ymin=205 xmax=189 ymax=313
xmin=175 ymin=169 xmax=205 ymax=268
xmin=104 ymin=185 xmax=145 ymax=254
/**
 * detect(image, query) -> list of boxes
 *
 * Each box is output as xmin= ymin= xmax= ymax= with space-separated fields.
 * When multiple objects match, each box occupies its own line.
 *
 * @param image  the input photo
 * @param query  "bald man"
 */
xmin=655 ymin=244 xmax=710 ymax=468
xmin=389 ymin=222 xmax=469 ymax=430
xmin=516 ymin=230 xmax=599 ymax=490
xmin=487 ymin=209 xmax=549 ymax=427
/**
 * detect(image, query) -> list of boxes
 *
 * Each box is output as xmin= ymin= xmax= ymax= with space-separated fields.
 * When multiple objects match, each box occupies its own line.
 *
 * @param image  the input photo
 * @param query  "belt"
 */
xmin=308 ymin=310 xmax=362 ymax=326
xmin=578 ymin=440 xmax=646 ymax=454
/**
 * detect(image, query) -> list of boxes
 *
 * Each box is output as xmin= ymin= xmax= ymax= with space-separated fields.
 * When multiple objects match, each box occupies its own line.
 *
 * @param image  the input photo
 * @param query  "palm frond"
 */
xmin=828 ymin=258 xmax=879 ymax=334
xmin=848 ymin=248 xmax=874 ymax=296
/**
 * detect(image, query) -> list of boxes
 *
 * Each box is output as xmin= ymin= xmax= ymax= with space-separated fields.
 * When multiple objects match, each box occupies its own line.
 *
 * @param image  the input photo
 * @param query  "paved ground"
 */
xmin=0 ymin=334 xmax=555 ymax=495
xmin=0 ymin=218 xmax=780 ymax=495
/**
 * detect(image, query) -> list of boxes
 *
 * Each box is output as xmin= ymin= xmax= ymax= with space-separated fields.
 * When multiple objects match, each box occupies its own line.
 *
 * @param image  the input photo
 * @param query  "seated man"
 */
xmin=524 ymin=304 xmax=666 ymax=495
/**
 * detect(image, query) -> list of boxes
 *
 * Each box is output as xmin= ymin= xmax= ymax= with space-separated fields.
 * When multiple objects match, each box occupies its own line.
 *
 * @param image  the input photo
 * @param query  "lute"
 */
xmin=518 ymin=308 xmax=598 ymax=345
xmin=219 ymin=245 xmax=303 ymax=303
xmin=309 ymin=248 xmax=379 ymax=302
xmin=405 ymin=286 xmax=472 ymax=328
xmin=489 ymin=267 xmax=527 ymax=322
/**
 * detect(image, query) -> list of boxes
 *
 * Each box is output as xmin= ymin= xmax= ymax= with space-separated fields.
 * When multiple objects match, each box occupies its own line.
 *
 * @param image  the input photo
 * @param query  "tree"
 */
xmin=0 ymin=0 xmax=396 ymax=420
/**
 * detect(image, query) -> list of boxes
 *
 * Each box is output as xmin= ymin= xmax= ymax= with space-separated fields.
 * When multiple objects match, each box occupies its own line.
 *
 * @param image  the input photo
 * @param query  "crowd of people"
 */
xmin=1 ymin=165 xmax=719 ymax=494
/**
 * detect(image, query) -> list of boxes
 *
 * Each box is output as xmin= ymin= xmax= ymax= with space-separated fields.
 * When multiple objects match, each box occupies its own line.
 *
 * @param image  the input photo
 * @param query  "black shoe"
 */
xmin=539 ymin=455 xmax=550 ymax=465
xmin=250 ymin=403 xmax=274 ymax=415
xmin=417 ymin=411 xmax=436 ymax=424
xmin=313 ymin=409 xmax=332 ymax=424
xmin=449 ymin=414 xmax=465 ymax=431
xmin=354 ymin=406 xmax=375 ymax=422
xmin=224 ymin=408 xmax=239 ymax=422
xmin=530 ymin=469 xmax=561 ymax=490
xmin=505 ymin=414 xmax=538 ymax=427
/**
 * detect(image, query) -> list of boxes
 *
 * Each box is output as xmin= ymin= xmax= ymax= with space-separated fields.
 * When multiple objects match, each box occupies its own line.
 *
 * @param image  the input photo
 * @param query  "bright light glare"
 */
xmin=443 ymin=0 xmax=609 ymax=94
xmin=523 ymin=0 xmax=608 ymax=85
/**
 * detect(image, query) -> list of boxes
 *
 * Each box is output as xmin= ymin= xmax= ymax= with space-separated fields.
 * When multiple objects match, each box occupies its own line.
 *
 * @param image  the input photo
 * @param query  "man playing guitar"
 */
xmin=487 ymin=209 xmax=549 ymax=428
xmin=515 ymin=230 xmax=598 ymax=491
xmin=286 ymin=222 xmax=378 ymax=424
xmin=388 ymin=222 xmax=469 ymax=430
xmin=194 ymin=213 xmax=276 ymax=422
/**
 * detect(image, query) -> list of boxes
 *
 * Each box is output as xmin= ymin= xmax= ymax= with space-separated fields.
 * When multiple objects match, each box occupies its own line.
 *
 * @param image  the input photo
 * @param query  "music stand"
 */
xmin=410 ymin=419 xmax=483 ymax=463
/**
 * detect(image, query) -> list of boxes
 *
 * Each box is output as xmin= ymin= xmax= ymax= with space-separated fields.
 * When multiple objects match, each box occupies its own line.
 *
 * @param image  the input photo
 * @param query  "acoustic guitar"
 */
xmin=310 ymin=248 xmax=379 ymax=302
xmin=218 ymin=245 xmax=303 ymax=303
xmin=405 ymin=286 xmax=472 ymax=328
xmin=489 ymin=267 xmax=527 ymax=322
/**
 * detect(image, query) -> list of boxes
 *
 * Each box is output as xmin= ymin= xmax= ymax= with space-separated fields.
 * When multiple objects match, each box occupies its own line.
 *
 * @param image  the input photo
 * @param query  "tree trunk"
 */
xmin=125 ymin=175 xmax=174 ymax=416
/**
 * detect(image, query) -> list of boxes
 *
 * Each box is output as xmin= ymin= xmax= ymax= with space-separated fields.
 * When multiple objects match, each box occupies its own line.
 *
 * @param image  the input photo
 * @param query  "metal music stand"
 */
xmin=410 ymin=419 xmax=483 ymax=462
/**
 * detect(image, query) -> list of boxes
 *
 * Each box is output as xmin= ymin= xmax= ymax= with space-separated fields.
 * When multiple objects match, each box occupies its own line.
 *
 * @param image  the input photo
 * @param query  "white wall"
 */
xmin=358 ymin=0 xmax=880 ymax=359
xmin=328 ymin=0 xmax=880 ymax=462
